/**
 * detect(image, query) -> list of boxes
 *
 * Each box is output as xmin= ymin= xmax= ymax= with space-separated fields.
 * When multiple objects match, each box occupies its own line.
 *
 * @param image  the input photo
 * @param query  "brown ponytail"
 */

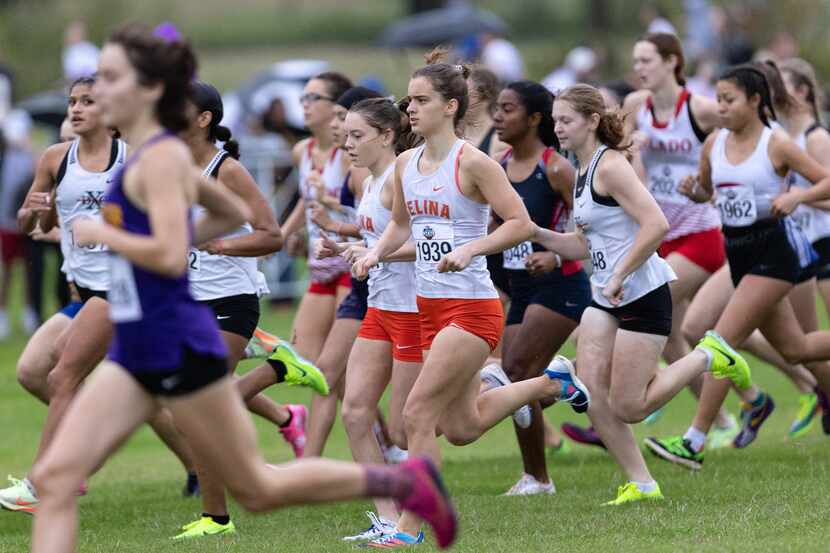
xmin=557 ymin=84 xmax=630 ymax=150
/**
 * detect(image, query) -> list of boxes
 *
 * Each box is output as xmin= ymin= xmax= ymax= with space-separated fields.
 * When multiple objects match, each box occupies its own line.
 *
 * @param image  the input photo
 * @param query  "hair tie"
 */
xmin=153 ymin=22 xmax=182 ymax=43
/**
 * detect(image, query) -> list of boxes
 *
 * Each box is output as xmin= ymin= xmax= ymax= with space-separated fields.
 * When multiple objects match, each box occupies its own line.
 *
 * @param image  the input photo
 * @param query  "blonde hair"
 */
xmin=779 ymin=57 xmax=825 ymax=125
xmin=556 ymin=84 xmax=629 ymax=150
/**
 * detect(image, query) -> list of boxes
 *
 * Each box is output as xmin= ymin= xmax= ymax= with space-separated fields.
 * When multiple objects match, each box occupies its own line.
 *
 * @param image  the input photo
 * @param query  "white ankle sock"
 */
xmin=683 ymin=427 xmax=707 ymax=452
xmin=696 ymin=346 xmax=713 ymax=370
xmin=632 ymin=480 xmax=658 ymax=493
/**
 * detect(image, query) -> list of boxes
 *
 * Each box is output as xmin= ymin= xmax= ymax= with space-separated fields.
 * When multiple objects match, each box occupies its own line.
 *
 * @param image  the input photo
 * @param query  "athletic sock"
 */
xmin=268 ymin=359 xmax=287 ymax=382
xmin=632 ymin=480 xmax=658 ymax=493
xmin=697 ymin=346 xmax=714 ymax=370
xmin=683 ymin=427 xmax=707 ymax=453
xmin=749 ymin=391 xmax=766 ymax=408
xmin=363 ymin=465 xmax=413 ymax=501
xmin=278 ymin=410 xmax=293 ymax=428
xmin=203 ymin=513 xmax=230 ymax=525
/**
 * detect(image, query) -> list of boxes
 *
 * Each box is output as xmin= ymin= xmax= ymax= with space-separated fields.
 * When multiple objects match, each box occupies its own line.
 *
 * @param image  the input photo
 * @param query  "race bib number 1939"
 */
xmin=413 ymin=221 xmax=454 ymax=265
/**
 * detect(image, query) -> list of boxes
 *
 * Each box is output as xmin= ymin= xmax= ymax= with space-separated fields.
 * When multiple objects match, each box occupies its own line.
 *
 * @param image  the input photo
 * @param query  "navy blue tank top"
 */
xmin=501 ymin=147 xmax=582 ymax=275
xmin=102 ymin=132 xmax=227 ymax=373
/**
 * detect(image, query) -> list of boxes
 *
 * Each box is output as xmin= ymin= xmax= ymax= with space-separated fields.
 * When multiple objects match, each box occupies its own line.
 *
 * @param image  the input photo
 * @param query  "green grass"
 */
xmin=1 ymin=291 xmax=829 ymax=552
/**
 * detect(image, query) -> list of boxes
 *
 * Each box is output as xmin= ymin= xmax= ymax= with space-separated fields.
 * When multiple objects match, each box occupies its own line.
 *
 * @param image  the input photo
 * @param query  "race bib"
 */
xmin=649 ymin=165 xmax=678 ymax=202
xmin=108 ymin=255 xmax=142 ymax=323
xmin=68 ymin=227 xmax=107 ymax=253
xmin=503 ymin=241 xmax=533 ymax=270
xmin=413 ymin=221 xmax=454 ymax=265
xmin=585 ymin=235 xmax=609 ymax=274
xmin=187 ymin=248 xmax=201 ymax=272
xmin=791 ymin=209 xmax=812 ymax=235
xmin=716 ymin=183 xmax=757 ymax=226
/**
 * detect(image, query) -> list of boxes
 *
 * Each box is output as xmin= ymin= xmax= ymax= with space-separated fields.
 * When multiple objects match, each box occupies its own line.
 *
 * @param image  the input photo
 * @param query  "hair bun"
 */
xmin=214 ymin=125 xmax=232 ymax=142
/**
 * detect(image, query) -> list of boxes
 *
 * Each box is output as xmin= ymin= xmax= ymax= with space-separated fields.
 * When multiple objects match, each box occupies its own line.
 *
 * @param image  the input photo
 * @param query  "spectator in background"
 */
xmin=479 ymin=32 xmax=524 ymax=83
xmin=542 ymin=46 xmax=597 ymax=94
xmin=640 ymin=3 xmax=677 ymax=35
xmin=0 ymin=129 xmax=37 ymax=339
xmin=686 ymin=57 xmax=717 ymax=98
xmin=62 ymin=20 xmax=99 ymax=81
xmin=0 ymin=49 xmax=13 ymax=123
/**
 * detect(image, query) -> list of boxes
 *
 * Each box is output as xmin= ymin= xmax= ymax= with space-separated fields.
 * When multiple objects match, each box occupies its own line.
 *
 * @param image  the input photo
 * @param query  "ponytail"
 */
xmin=214 ymin=125 xmax=240 ymax=159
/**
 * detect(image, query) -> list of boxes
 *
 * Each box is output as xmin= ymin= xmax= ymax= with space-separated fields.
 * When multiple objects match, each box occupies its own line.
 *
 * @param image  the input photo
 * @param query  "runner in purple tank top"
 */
xmin=29 ymin=23 xmax=456 ymax=553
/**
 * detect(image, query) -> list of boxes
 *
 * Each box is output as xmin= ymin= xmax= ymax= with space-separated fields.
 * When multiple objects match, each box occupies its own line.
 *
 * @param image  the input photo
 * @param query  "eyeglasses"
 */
xmin=300 ymin=93 xmax=335 ymax=104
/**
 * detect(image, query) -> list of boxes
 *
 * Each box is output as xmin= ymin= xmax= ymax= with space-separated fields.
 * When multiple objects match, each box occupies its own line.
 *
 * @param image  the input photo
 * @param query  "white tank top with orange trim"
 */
xmin=788 ymin=126 xmax=830 ymax=244
xmin=298 ymin=140 xmax=351 ymax=281
xmin=357 ymin=164 xmax=417 ymax=312
xmin=637 ymin=90 xmax=721 ymax=240
xmin=401 ymin=139 xmax=498 ymax=300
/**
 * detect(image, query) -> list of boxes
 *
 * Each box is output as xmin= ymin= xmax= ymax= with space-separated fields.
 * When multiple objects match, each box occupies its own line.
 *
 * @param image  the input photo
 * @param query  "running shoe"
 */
xmin=644 ymin=436 xmax=704 ymax=470
xmin=548 ymin=437 xmax=572 ymax=456
xmin=560 ymin=423 xmax=606 ymax=449
xmin=384 ymin=445 xmax=409 ymax=464
xmin=0 ymin=476 xmax=38 ymax=514
xmin=818 ymin=387 xmax=830 ymax=434
xmin=707 ymin=414 xmax=739 ymax=449
xmin=790 ymin=393 xmax=819 ymax=438
xmin=733 ymin=392 xmax=776 ymax=448
xmin=544 ymin=356 xmax=590 ymax=413
xmin=172 ymin=516 xmax=236 ymax=540
xmin=245 ymin=327 xmax=282 ymax=359
xmin=182 ymin=472 xmax=200 ymax=497
xmin=697 ymin=331 xmax=752 ymax=390
xmin=268 ymin=343 xmax=329 ymax=396
xmin=362 ymin=531 xmax=424 ymax=548
xmin=342 ymin=511 xmax=396 ymax=542
xmin=397 ymin=457 xmax=457 ymax=549
xmin=280 ymin=404 xmax=308 ymax=458
xmin=602 ymin=482 xmax=663 ymax=506
xmin=502 ymin=474 xmax=555 ymax=496
xmin=480 ymin=363 xmax=532 ymax=429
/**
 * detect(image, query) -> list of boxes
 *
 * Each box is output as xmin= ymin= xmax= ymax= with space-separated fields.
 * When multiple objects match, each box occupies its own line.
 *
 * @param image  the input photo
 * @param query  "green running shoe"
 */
xmin=707 ymin=414 xmax=739 ymax=449
xmin=790 ymin=393 xmax=819 ymax=439
xmin=172 ymin=516 xmax=236 ymax=540
xmin=697 ymin=331 xmax=751 ymax=390
xmin=644 ymin=435 xmax=704 ymax=470
xmin=602 ymin=482 xmax=663 ymax=506
xmin=268 ymin=343 xmax=329 ymax=396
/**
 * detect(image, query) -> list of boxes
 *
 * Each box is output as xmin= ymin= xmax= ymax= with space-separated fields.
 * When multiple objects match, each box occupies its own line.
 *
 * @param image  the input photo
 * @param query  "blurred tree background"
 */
xmin=1 ymin=0 xmax=828 ymax=98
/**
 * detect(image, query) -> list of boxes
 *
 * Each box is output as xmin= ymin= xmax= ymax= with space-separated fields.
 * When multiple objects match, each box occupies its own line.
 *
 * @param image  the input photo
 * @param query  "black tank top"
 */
xmin=501 ymin=147 xmax=570 ymax=253
xmin=477 ymin=126 xmax=496 ymax=155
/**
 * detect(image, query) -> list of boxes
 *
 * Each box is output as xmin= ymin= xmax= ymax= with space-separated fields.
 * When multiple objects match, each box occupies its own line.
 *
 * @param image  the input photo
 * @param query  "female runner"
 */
xmin=534 ymin=83 xmax=750 ymax=502
xmin=353 ymin=51 xmax=589 ymax=543
xmin=489 ymin=80 xmax=589 ymax=496
xmin=29 ymin=23 xmax=456 ymax=553
xmin=645 ymin=65 xmax=830 ymax=469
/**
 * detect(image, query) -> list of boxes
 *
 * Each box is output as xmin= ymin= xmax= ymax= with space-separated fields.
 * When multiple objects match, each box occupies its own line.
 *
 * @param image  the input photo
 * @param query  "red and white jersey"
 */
xmin=637 ymin=89 xmax=721 ymax=240
xmin=298 ymin=139 xmax=351 ymax=280
xmin=357 ymin=163 xmax=418 ymax=312
xmin=401 ymin=139 xmax=498 ymax=299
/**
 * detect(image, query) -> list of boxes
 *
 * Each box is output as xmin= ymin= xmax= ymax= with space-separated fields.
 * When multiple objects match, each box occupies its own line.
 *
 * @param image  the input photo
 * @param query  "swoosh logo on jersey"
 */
xmin=395 ymin=344 xmax=418 ymax=350
xmin=564 ymin=301 xmax=579 ymax=307
xmin=432 ymin=185 xmax=444 ymax=192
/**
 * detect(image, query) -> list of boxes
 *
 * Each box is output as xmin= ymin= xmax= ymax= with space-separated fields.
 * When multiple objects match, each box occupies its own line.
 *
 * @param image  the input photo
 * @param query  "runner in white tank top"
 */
xmin=648 ymin=65 xmax=830 ymax=470
xmin=624 ymin=35 xmax=734 ymax=425
xmin=537 ymin=83 xmax=751 ymax=502
xmin=312 ymin=99 xmax=427 ymax=538
xmin=5 ymin=76 xmax=199 ymax=511
xmin=57 ymin=136 xmax=126 ymax=294
xmin=353 ymin=57 xmax=589 ymax=543
xmin=279 ymin=72 xmax=355 ymax=368
xmin=177 ymin=81 xmax=313 ymax=538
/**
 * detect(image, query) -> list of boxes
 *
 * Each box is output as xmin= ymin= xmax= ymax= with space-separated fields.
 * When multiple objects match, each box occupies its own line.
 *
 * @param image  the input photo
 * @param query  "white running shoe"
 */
xmin=480 ymin=363 xmax=532 ymax=429
xmin=342 ymin=511 xmax=396 ymax=542
xmin=384 ymin=445 xmax=409 ymax=464
xmin=503 ymin=474 xmax=556 ymax=496
xmin=0 ymin=476 xmax=38 ymax=514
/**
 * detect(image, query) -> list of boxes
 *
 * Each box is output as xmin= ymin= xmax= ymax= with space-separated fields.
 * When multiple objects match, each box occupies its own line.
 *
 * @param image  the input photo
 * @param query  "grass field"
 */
xmin=0 ymin=291 xmax=829 ymax=552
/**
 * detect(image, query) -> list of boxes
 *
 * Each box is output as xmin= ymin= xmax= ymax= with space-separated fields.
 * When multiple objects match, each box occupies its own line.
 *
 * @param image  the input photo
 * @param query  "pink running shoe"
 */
xmin=279 ymin=404 xmax=307 ymax=458
xmin=76 ymin=481 xmax=88 ymax=497
xmin=397 ymin=457 xmax=457 ymax=549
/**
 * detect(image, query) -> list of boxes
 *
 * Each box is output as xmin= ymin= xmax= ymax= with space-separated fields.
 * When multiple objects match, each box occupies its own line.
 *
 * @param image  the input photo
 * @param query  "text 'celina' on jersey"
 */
xmin=402 ymin=139 xmax=497 ymax=300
